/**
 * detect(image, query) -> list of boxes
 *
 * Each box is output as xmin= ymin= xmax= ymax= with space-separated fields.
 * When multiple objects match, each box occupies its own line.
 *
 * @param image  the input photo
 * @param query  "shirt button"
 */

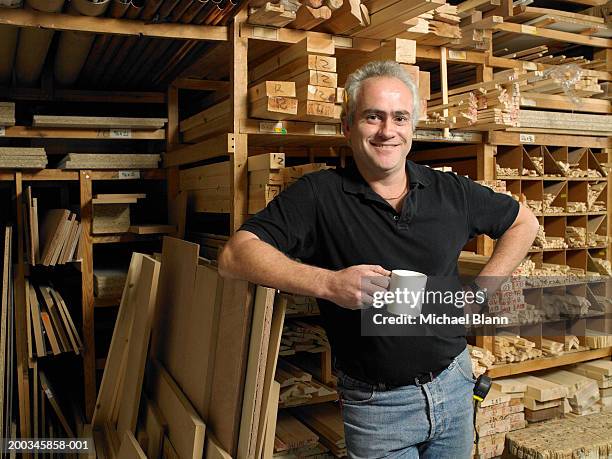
xmin=393 ymin=215 xmax=399 ymax=221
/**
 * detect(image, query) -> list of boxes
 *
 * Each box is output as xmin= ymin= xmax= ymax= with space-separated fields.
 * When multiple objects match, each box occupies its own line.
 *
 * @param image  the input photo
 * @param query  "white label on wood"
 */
xmin=521 ymin=25 xmax=537 ymax=35
xmin=448 ymin=50 xmax=466 ymax=60
xmin=110 ymin=128 xmax=132 ymax=139
xmin=333 ymin=36 xmax=353 ymax=48
xmin=519 ymin=133 xmax=536 ymax=144
xmin=118 ymin=170 xmax=141 ymax=179
xmin=253 ymin=26 xmax=278 ymax=40
xmin=259 ymin=121 xmax=287 ymax=134
xmin=0 ymin=127 xmax=5 ymax=136
xmin=314 ymin=124 xmax=337 ymax=136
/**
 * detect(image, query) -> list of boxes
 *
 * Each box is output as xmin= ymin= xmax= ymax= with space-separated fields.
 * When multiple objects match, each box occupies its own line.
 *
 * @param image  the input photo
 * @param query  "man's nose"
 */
xmin=377 ymin=118 xmax=395 ymax=138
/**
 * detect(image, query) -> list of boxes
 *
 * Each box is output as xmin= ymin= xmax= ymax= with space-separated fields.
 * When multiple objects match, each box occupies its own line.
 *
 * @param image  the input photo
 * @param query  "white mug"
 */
xmin=387 ymin=269 xmax=427 ymax=316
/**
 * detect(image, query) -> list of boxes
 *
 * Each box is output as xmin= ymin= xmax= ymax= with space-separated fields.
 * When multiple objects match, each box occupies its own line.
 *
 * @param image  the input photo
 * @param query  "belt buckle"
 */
xmin=414 ymin=371 xmax=434 ymax=386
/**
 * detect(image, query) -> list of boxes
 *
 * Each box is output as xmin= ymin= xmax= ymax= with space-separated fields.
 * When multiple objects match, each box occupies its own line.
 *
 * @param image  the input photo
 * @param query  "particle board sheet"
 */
xmin=0 ymin=102 xmax=15 ymax=126
xmin=148 ymin=361 xmax=205 ymax=459
xmin=57 ymin=153 xmax=160 ymax=170
xmin=0 ymin=147 xmax=47 ymax=169
xmin=92 ymin=204 xmax=130 ymax=235
xmin=32 ymin=115 xmax=167 ymax=129
xmin=505 ymin=412 xmax=612 ymax=458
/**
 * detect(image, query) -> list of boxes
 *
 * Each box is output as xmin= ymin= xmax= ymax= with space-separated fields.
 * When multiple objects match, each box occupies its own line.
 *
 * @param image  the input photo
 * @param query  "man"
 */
xmin=219 ymin=61 xmax=538 ymax=458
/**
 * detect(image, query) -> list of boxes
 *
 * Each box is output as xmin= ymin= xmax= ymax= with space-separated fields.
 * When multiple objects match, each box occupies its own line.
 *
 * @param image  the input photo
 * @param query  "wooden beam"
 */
xmin=489 ymin=131 xmax=612 ymax=148
xmin=171 ymin=79 xmax=231 ymax=91
xmin=0 ymin=88 xmax=165 ymax=104
xmin=0 ymin=8 xmax=228 ymax=41
xmin=493 ymin=22 xmax=612 ymax=48
xmin=2 ymin=127 xmax=165 ymax=140
xmin=163 ymin=134 xmax=235 ymax=168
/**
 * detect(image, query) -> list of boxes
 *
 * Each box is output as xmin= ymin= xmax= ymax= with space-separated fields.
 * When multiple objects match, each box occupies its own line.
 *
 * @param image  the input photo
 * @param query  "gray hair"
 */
xmin=342 ymin=60 xmax=420 ymax=131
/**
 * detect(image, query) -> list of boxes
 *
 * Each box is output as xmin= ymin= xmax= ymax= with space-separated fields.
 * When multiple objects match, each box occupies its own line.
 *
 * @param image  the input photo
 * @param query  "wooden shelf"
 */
xmin=498 ymin=176 xmax=608 ymax=181
xmin=91 ymin=233 xmax=162 ymax=244
xmin=0 ymin=169 xmax=166 ymax=181
xmin=93 ymin=297 xmax=121 ymax=308
xmin=1 ymin=126 xmax=165 ymax=140
xmin=486 ymin=347 xmax=612 ymax=378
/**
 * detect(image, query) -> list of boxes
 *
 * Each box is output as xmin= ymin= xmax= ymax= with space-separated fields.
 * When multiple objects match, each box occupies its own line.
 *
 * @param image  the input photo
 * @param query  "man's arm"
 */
xmin=218 ymin=230 xmax=390 ymax=309
xmin=475 ymin=203 xmax=539 ymax=293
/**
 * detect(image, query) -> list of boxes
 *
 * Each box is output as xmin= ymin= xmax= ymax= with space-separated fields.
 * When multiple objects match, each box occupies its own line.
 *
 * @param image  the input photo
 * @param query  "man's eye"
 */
xmin=366 ymin=114 xmax=381 ymax=121
xmin=395 ymin=116 xmax=410 ymax=123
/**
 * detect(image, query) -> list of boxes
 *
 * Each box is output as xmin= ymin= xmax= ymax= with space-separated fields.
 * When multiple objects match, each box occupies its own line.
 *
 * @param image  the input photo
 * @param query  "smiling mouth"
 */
xmin=370 ymin=142 xmax=400 ymax=148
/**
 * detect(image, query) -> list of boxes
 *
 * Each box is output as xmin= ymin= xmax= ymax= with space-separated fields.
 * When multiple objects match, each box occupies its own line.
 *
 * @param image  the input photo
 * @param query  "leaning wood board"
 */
xmin=149 ymin=361 xmax=205 ymax=459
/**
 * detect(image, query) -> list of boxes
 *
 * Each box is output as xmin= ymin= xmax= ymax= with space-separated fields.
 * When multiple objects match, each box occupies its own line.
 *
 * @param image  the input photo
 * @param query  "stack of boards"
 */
xmin=292 ymin=403 xmax=346 ymax=457
xmin=92 ymin=193 xmax=146 ymax=234
xmin=276 ymin=360 xmax=337 ymax=408
xmin=58 ymin=153 xmax=160 ymax=169
xmin=0 ymin=147 xmax=47 ymax=169
xmin=94 ymin=269 xmax=128 ymax=300
xmin=37 ymin=208 xmax=82 ymax=266
xmin=0 ymin=102 xmax=15 ymax=126
xmin=26 ymin=280 xmax=83 ymax=357
xmin=274 ymin=411 xmax=329 ymax=458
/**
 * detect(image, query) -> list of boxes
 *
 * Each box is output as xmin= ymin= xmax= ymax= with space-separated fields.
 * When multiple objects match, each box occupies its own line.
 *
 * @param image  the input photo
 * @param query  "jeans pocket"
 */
xmin=455 ymin=348 xmax=477 ymax=384
xmin=339 ymin=385 xmax=375 ymax=404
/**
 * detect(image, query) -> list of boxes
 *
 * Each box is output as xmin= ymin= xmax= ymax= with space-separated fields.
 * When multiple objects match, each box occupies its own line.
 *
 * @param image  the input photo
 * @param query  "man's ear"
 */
xmin=341 ymin=117 xmax=350 ymax=141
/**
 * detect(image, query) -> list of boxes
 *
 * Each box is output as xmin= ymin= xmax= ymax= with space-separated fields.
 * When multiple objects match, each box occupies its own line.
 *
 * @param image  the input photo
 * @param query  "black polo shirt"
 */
xmin=240 ymin=160 xmax=519 ymax=385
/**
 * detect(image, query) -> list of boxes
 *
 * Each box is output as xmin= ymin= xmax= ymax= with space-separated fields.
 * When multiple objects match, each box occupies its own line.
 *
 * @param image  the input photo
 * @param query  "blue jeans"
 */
xmin=338 ymin=346 xmax=476 ymax=459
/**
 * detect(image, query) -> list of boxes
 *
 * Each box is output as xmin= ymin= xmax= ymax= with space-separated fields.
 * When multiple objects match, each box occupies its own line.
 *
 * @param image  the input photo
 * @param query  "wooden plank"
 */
xmin=262 ymin=381 xmax=281 ymax=459
xmin=0 ymin=227 xmax=10 ymax=436
xmin=140 ymin=395 xmax=166 ymax=459
xmin=493 ymin=22 xmax=612 ymax=48
xmin=237 ymin=286 xmax=275 ymax=459
xmin=247 ymin=153 xmax=286 ymax=171
xmin=205 ymin=432 xmax=232 ymax=459
xmin=0 ymin=7 xmax=228 ymax=41
xmin=33 ymin=115 xmax=167 ymax=130
xmin=117 ymin=431 xmax=147 ymax=459
xmin=2 ymin=126 xmax=166 ymax=140
xmin=28 ymin=284 xmax=46 ymax=358
xmin=116 ymin=255 xmax=160 ymax=436
xmin=254 ymin=295 xmax=287 ymax=456
xmin=39 ymin=371 xmax=74 ymax=436
xmin=149 ymin=361 xmax=206 ymax=459
xmin=128 ymin=225 xmax=176 ymax=235
xmin=92 ymin=253 xmax=144 ymax=428
xmin=162 ymin=134 xmax=234 ymax=168
xmin=40 ymin=312 xmax=61 ymax=355
xmin=48 ymin=288 xmax=80 ymax=355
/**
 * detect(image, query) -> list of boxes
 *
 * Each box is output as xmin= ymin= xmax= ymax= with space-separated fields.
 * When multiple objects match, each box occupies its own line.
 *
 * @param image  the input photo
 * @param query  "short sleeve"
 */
xmin=239 ymin=175 xmax=318 ymax=260
xmin=459 ymin=176 xmax=520 ymax=240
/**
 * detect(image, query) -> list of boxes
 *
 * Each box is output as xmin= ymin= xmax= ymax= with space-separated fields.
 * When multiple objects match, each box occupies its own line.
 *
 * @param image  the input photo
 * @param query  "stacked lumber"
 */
xmin=0 ymin=102 xmax=15 ymax=126
xmin=584 ymin=329 xmax=612 ymax=349
xmin=273 ymin=411 xmax=321 ymax=457
xmin=496 ymin=164 xmax=519 ymax=176
xmin=292 ymin=403 xmax=346 ymax=457
xmin=38 ymin=209 xmax=82 ymax=266
xmin=398 ymin=4 xmax=462 ymax=46
xmin=476 ymin=180 xmax=509 ymax=194
xmin=539 ymin=370 xmax=600 ymax=415
xmin=565 ymin=226 xmax=586 ymax=248
xmin=318 ymin=0 xmax=369 ymax=35
xmin=248 ymin=153 xmax=286 ymax=214
xmin=57 ymin=153 xmax=160 ymax=169
xmin=180 ymin=161 xmax=231 ymax=213
xmin=540 ymin=338 xmax=564 ymax=357
xmin=284 ymin=294 xmax=320 ymax=317
xmin=26 ymin=280 xmax=83 ymax=357
xmin=468 ymin=345 xmax=495 ymax=378
xmin=474 ymin=383 xmax=526 ymax=458
xmin=32 ymin=115 xmax=167 ymax=129
xmin=280 ymin=321 xmax=330 ymax=356
xmin=250 ymin=37 xmax=341 ymax=123
xmin=518 ymin=110 xmax=612 ymax=136
xmin=0 ymin=147 xmax=47 ymax=169
xmin=249 ymin=81 xmax=299 ymax=120
xmin=276 ymin=360 xmax=337 ymax=407
xmin=506 ymin=412 xmax=612 ymax=458
xmin=570 ymin=361 xmax=612 ymax=412
xmin=497 ymin=303 xmax=546 ymax=326
xmin=289 ymin=1 xmax=334 ymax=31
xmin=512 ymin=375 xmax=568 ymax=423
xmin=494 ymin=334 xmax=542 ymax=364
xmin=567 ymin=201 xmax=587 ymax=213
xmin=248 ymin=0 xmax=300 ymax=27
xmin=349 ymin=0 xmax=446 ymax=40
xmin=92 ymin=193 xmax=147 ymax=235
xmin=590 ymin=257 xmax=612 ymax=276
xmin=588 ymin=183 xmax=607 ymax=211
xmin=428 ymin=73 xmax=521 ymax=130
xmin=94 ymin=269 xmax=128 ymax=300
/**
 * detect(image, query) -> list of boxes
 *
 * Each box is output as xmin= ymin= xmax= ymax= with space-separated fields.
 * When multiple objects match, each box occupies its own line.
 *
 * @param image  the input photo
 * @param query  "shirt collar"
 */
xmin=342 ymin=160 xmax=431 ymax=197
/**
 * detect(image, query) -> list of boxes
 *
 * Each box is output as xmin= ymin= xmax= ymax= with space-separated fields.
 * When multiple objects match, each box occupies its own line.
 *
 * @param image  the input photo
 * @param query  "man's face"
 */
xmin=343 ymin=76 xmax=414 ymax=176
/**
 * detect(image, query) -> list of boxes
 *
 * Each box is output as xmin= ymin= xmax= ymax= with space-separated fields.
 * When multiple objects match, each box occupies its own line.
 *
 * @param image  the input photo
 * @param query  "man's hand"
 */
xmin=322 ymin=265 xmax=391 ymax=310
